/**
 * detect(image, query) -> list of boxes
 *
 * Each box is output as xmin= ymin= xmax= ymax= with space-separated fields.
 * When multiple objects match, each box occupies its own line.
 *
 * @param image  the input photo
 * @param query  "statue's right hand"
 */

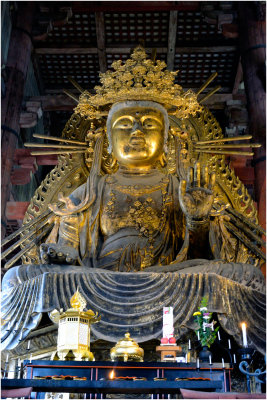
xmin=40 ymin=243 xmax=78 ymax=265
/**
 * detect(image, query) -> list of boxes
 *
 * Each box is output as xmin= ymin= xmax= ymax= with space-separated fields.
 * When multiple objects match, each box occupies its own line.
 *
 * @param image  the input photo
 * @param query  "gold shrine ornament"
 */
xmin=74 ymin=46 xmax=202 ymax=119
xmin=51 ymin=289 xmax=101 ymax=361
xmin=110 ymin=332 xmax=144 ymax=362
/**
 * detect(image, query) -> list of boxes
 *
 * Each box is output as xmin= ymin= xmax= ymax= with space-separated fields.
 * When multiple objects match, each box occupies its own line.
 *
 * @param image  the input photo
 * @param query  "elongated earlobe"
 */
xmin=159 ymin=152 xmax=167 ymax=167
xmin=110 ymin=155 xmax=117 ymax=169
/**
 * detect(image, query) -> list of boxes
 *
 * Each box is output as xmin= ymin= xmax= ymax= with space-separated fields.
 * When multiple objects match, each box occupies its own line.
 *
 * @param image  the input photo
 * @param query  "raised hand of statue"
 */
xmin=179 ymin=162 xmax=215 ymax=223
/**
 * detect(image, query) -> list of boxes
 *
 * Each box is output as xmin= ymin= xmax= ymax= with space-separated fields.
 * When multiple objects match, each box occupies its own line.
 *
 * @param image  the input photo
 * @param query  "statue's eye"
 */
xmin=143 ymin=119 xmax=156 ymax=129
xmin=115 ymin=119 xmax=132 ymax=129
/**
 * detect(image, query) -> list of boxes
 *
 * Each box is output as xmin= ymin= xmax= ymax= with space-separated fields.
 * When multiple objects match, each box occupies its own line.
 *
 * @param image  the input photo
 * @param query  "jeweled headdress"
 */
xmin=74 ymin=46 xmax=202 ymax=119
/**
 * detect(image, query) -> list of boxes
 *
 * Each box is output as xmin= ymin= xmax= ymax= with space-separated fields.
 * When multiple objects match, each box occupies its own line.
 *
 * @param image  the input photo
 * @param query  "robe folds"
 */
xmin=2 ymin=264 xmax=265 ymax=354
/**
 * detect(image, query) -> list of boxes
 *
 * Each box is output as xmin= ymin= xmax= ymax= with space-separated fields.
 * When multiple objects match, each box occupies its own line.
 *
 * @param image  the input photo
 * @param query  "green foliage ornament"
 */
xmin=193 ymin=296 xmax=219 ymax=348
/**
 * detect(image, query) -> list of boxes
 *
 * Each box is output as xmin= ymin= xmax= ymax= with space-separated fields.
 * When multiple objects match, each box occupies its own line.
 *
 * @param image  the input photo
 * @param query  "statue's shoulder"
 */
xmin=69 ymin=174 xmax=105 ymax=205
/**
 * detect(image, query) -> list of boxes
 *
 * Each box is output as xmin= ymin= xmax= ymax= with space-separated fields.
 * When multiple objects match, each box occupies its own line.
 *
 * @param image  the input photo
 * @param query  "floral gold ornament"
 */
xmin=74 ymin=46 xmax=202 ymax=120
xmin=51 ymin=289 xmax=101 ymax=361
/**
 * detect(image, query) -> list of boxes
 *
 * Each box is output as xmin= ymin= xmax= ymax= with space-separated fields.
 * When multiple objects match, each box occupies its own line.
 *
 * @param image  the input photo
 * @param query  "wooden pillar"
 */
xmin=238 ymin=3 xmax=266 ymax=228
xmin=238 ymin=3 xmax=266 ymax=276
xmin=1 ymin=3 xmax=36 ymax=238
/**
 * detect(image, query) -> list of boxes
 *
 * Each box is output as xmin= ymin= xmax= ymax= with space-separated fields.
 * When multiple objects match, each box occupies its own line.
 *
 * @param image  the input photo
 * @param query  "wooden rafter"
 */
xmin=95 ymin=12 xmax=107 ymax=72
xmin=72 ymin=1 xmax=200 ymax=13
xmin=167 ymin=10 xmax=178 ymax=71
xmin=35 ymin=45 xmax=237 ymax=55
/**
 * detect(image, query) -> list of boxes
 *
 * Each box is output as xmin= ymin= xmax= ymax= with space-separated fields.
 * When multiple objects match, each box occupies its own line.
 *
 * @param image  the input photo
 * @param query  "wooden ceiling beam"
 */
xmin=72 ymin=1 xmax=200 ymax=13
xmin=35 ymin=47 xmax=98 ymax=55
xmin=95 ymin=12 xmax=107 ymax=72
xmin=35 ymin=45 xmax=237 ymax=55
xmin=27 ymin=95 xmax=76 ymax=111
xmin=175 ymin=45 xmax=237 ymax=53
xmin=167 ymin=11 xmax=178 ymax=70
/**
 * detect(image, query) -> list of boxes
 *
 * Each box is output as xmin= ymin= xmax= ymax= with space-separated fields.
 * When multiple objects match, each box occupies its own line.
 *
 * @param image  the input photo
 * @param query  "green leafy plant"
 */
xmin=193 ymin=296 xmax=219 ymax=348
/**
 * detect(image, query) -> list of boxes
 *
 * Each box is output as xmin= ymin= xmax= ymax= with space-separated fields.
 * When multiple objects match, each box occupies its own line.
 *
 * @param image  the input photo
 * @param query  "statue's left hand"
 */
xmin=179 ymin=162 xmax=215 ymax=220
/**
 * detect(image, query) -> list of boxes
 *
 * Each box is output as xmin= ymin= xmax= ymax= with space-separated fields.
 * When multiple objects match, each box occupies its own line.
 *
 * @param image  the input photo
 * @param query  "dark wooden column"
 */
xmin=238 ymin=3 xmax=266 ymax=230
xmin=1 ymin=3 xmax=36 ymax=238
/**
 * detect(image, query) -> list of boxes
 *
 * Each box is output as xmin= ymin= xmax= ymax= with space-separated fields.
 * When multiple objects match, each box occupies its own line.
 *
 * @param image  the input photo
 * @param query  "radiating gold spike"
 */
xmin=67 ymin=76 xmax=84 ymax=93
xmin=1 ymin=209 xmax=52 ymax=247
xmin=224 ymin=221 xmax=266 ymax=261
xmin=225 ymin=206 xmax=266 ymax=236
xmin=30 ymin=150 xmax=85 ymax=155
xmin=33 ymin=134 xmax=87 ymax=146
xmin=4 ymin=225 xmax=52 ymax=270
xmin=24 ymin=143 xmax=87 ymax=149
xmin=1 ymin=218 xmax=49 ymax=259
xmin=227 ymin=214 xmax=266 ymax=247
xmin=196 ymin=72 xmax=218 ymax=96
xmin=196 ymin=135 xmax=253 ymax=145
xmin=63 ymin=89 xmax=79 ymax=103
xmin=197 ymin=150 xmax=254 ymax=156
xmin=195 ymin=144 xmax=261 ymax=150
xmin=199 ymin=85 xmax=221 ymax=103
xmin=151 ymin=49 xmax=157 ymax=63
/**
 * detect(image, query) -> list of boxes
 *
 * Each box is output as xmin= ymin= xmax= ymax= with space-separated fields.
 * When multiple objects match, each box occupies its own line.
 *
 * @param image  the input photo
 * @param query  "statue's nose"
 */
xmin=131 ymin=121 xmax=144 ymax=136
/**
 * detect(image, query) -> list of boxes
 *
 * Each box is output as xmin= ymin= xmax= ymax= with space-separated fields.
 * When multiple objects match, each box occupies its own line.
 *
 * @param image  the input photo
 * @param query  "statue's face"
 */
xmin=110 ymin=106 xmax=165 ymax=169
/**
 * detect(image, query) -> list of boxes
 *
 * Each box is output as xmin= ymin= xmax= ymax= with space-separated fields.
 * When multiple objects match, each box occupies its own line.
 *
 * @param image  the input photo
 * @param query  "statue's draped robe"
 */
xmin=1 ymin=174 xmax=266 ymax=353
xmin=66 ymin=173 xmax=185 ymax=270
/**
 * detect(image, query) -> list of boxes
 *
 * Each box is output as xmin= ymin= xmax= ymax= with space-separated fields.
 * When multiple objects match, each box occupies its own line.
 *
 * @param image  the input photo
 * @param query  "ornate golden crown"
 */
xmin=74 ymin=46 xmax=202 ymax=119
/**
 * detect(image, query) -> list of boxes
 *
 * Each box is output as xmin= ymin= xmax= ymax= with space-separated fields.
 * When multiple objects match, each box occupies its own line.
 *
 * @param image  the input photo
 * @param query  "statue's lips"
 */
xmin=129 ymin=137 xmax=146 ymax=147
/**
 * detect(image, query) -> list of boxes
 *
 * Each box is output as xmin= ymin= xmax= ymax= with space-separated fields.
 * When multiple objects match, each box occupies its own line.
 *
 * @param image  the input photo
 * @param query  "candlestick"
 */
xmin=197 ymin=358 xmax=200 ymax=369
xmin=222 ymin=358 xmax=225 ymax=368
xmin=197 ymin=331 xmax=200 ymax=340
xmin=228 ymin=339 xmax=231 ymax=349
xmin=241 ymin=323 xmax=247 ymax=347
xmin=209 ymin=355 xmax=212 ymax=365
xmin=27 ymin=340 xmax=31 ymax=350
xmin=6 ymin=353 xmax=9 ymax=363
xmin=188 ymin=339 xmax=191 ymax=350
xmin=16 ymin=358 xmax=21 ymax=378
xmin=217 ymin=331 xmax=221 ymax=340
xmin=29 ymin=353 xmax=32 ymax=363
xmin=233 ymin=354 xmax=236 ymax=363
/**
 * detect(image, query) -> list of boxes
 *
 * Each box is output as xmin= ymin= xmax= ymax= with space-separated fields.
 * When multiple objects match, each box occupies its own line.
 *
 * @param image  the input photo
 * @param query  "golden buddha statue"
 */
xmin=1 ymin=47 xmax=265 ymax=353
xmin=39 ymin=100 xmax=216 ymax=271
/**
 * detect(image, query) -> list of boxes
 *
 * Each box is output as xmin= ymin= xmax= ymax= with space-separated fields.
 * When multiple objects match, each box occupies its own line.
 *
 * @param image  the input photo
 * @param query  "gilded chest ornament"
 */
xmin=103 ymin=175 xmax=172 ymax=268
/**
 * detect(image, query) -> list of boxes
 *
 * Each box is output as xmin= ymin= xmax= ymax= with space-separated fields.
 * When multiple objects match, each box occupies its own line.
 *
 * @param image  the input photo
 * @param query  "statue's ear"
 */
xmin=159 ymin=152 xmax=167 ymax=168
xmin=110 ymin=154 xmax=118 ymax=169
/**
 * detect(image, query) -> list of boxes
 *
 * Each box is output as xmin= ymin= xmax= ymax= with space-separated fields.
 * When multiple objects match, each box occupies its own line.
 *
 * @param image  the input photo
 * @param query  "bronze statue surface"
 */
xmin=1 ymin=47 xmax=265 ymax=353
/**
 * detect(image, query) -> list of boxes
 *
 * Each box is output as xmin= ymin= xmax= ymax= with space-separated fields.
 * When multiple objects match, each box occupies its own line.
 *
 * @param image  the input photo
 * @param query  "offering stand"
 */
xmin=2 ymin=359 xmax=232 ymax=399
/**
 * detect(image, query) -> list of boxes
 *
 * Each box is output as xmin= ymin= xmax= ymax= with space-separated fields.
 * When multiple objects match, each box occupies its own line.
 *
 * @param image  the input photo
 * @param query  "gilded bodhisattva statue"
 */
xmin=2 ymin=47 xmax=265 ymax=352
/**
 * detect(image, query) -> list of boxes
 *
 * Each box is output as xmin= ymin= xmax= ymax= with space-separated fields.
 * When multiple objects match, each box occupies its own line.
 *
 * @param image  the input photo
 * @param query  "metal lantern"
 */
xmin=51 ymin=289 xmax=100 ymax=361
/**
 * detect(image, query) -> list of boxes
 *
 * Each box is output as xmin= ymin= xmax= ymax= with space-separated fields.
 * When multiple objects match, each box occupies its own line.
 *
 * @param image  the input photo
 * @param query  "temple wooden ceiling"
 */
xmin=29 ymin=0 xmax=241 ymax=129
xmin=33 ymin=1 xmax=238 ymax=92
xmin=3 ymin=1 xmax=250 ymax=236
